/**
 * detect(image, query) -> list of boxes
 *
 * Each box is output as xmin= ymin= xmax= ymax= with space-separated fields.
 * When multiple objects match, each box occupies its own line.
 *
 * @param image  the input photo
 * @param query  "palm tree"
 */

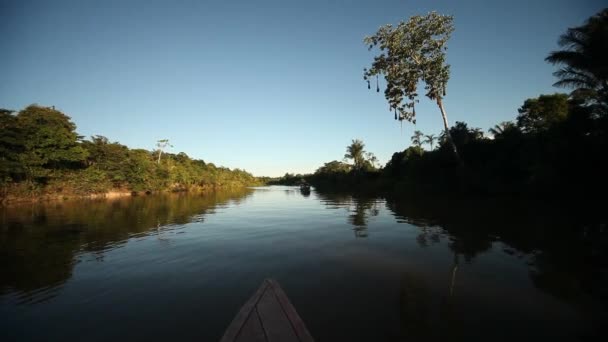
xmin=424 ymin=134 xmax=437 ymax=150
xmin=411 ymin=130 xmax=424 ymax=149
xmin=488 ymin=121 xmax=517 ymax=138
xmin=365 ymin=152 xmax=379 ymax=169
xmin=545 ymin=9 xmax=608 ymax=110
xmin=344 ymin=139 xmax=366 ymax=171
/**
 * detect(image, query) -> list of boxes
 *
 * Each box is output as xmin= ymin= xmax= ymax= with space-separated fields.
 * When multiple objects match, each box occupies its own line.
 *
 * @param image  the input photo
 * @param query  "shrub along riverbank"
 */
xmin=0 ymin=105 xmax=262 ymax=204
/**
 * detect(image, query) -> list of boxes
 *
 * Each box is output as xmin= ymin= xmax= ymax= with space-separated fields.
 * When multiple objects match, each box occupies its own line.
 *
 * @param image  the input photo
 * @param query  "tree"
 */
xmin=424 ymin=134 xmax=437 ymax=150
xmin=441 ymin=122 xmax=483 ymax=150
xmin=516 ymin=94 xmax=569 ymax=133
xmin=411 ymin=130 xmax=424 ymax=148
xmin=0 ymin=109 xmax=24 ymax=182
xmin=365 ymin=152 xmax=379 ymax=169
xmin=364 ymin=12 xmax=459 ymax=157
xmin=488 ymin=121 xmax=519 ymax=139
xmin=545 ymin=9 xmax=608 ymax=114
xmin=82 ymin=135 xmax=131 ymax=186
xmin=344 ymin=139 xmax=366 ymax=171
xmin=16 ymin=105 xmax=88 ymax=180
xmin=156 ymin=139 xmax=172 ymax=164
xmin=315 ymin=160 xmax=351 ymax=174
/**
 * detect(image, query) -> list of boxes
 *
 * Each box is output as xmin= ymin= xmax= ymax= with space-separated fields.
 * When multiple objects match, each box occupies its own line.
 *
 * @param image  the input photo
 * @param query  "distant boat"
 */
xmin=300 ymin=183 xmax=311 ymax=192
xmin=220 ymin=279 xmax=315 ymax=342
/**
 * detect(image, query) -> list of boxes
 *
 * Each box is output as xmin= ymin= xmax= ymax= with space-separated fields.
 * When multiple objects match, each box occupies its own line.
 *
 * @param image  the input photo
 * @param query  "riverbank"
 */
xmin=0 ymin=183 xmax=260 ymax=206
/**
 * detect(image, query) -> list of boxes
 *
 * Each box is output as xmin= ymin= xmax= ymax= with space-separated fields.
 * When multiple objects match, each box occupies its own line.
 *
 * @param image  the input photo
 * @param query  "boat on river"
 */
xmin=220 ymin=279 xmax=315 ymax=342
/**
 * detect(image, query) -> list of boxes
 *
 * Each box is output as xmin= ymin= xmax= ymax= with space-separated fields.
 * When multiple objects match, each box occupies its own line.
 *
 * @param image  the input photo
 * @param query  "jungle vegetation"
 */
xmin=277 ymin=9 xmax=608 ymax=197
xmin=0 ymin=105 xmax=261 ymax=202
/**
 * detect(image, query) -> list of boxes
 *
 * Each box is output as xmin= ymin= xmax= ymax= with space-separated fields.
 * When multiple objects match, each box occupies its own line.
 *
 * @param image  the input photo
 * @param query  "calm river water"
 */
xmin=1 ymin=186 xmax=606 ymax=341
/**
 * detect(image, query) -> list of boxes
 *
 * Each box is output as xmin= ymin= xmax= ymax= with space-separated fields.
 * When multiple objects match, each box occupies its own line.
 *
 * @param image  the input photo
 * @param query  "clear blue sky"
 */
xmin=1 ymin=0 xmax=605 ymax=176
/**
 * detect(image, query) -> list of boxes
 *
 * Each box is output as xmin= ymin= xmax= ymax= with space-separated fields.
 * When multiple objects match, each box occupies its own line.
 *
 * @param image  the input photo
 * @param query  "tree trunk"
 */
xmin=157 ymin=149 xmax=162 ymax=164
xmin=436 ymin=98 xmax=460 ymax=159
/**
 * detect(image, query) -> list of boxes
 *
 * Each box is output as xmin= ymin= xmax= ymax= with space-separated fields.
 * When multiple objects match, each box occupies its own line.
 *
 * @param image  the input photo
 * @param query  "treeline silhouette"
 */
xmin=0 ymin=105 xmax=261 ymax=202
xmin=280 ymin=9 xmax=608 ymax=197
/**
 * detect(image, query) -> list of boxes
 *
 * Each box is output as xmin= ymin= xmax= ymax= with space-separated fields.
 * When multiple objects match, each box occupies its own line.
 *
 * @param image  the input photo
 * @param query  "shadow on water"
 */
xmin=0 ymin=189 xmax=253 ymax=303
xmin=1 ymin=186 xmax=607 ymax=340
xmin=383 ymin=193 xmax=608 ymax=304
xmin=316 ymin=192 xmax=381 ymax=238
xmin=316 ymin=189 xmax=608 ymax=339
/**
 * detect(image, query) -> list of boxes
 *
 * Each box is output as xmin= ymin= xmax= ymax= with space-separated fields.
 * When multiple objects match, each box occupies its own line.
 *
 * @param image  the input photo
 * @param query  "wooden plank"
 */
xmin=267 ymin=279 xmax=315 ymax=342
xmin=256 ymin=285 xmax=300 ymax=342
xmin=220 ymin=280 xmax=270 ymax=342
xmin=234 ymin=309 xmax=266 ymax=342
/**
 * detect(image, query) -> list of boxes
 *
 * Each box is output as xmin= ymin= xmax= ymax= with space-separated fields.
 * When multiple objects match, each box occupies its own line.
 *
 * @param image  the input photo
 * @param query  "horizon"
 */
xmin=1 ymin=0 xmax=605 ymax=177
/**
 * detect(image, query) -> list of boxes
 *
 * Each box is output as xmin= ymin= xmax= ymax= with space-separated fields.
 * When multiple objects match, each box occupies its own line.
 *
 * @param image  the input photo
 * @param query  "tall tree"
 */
xmin=156 ymin=139 xmax=172 ymax=164
xmin=424 ymin=134 xmax=437 ymax=150
xmin=365 ymin=152 xmax=379 ymax=169
xmin=315 ymin=160 xmax=351 ymax=174
xmin=488 ymin=121 xmax=519 ymax=139
xmin=442 ymin=122 xmax=483 ymax=150
xmin=16 ymin=105 xmax=88 ymax=180
xmin=344 ymin=139 xmax=366 ymax=171
xmin=0 ymin=109 xmax=24 ymax=181
xmin=364 ymin=12 xmax=459 ymax=157
xmin=516 ymin=94 xmax=569 ymax=133
xmin=411 ymin=130 xmax=424 ymax=148
xmin=545 ymin=9 xmax=608 ymax=114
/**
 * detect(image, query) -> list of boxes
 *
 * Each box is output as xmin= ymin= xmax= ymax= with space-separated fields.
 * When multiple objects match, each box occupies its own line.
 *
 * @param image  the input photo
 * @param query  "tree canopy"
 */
xmin=0 ymin=105 xmax=261 ymax=199
xmin=516 ymin=94 xmax=569 ymax=133
xmin=344 ymin=139 xmax=367 ymax=171
xmin=15 ymin=105 xmax=88 ymax=180
xmin=364 ymin=12 xmax=459 ymax=156
xmin=546 ymin=9 xmax=608 ymax=115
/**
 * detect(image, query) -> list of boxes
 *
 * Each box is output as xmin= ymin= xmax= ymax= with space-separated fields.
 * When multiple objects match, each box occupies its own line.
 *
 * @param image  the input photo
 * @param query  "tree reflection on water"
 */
xmin=317 ymin=192 xmax=380 ymax=238
xmin=0 ymin=189 xmax=254 ymax=303
xmin=317 ymin=188 xmax=607 ymax=337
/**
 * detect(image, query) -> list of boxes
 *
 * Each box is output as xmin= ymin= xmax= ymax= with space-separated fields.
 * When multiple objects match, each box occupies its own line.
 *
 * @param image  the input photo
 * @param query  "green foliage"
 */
xmin=440 ymin=121 xmax=485 ymax=151
xmin=267 ymin=173 xmax=310 ymax=186
xmin=343 ymin=139 xmax=379 ymax=172
xmin=364 ymin=12 xmax=453 ymax=121
xmin=16 ymin=105 xmax=88 ymax=181
xmin=411 ymin=130 xmax=424 ymax=148
xmin=316 ymin=161 xmax=351 ymax=175
xmin=364 ymin=11 xmax=459 ymax=157
xmin=488 ymin=121 xmax=520 ymax=139
xmin=516 ymin=94 xmax=569 ymax=133
xmin=423 ymin=134 xmax=437 ymax=150
xmin=546 ymin=9 xmax=608 ymax=115
xmin=0 ymin=109 xmax=24 ymax=183
xmin=0 ymin=105 xmax=260 ymax=200
xmin=344 ymin=139 xmax=367 ymax=171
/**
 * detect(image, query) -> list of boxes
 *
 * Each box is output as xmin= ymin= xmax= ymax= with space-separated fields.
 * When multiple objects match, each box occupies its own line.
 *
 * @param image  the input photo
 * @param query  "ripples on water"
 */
xmin=0 ymin=186 xmax=606 ymax=341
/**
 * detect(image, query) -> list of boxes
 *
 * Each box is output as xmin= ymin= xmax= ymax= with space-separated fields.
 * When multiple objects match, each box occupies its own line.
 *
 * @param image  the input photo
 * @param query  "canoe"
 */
xmin=220 ymin=279 xmax=315 ymax=342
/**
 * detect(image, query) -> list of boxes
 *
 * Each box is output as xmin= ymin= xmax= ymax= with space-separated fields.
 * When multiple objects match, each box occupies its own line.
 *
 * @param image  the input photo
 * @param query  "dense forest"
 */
xmin=278 ymin=9 xmax=608 ymax=198
xmin=0 ymin=105 xmax=261 ymax=203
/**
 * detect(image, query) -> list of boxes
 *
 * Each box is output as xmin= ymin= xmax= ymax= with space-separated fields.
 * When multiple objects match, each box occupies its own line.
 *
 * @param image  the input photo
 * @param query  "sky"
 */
xmin=1 ymin=0 xmax=605 ymax=176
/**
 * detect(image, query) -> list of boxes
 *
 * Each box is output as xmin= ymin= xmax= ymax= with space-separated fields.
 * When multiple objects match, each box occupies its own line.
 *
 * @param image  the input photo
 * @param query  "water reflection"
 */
xmin=316 ymin=189 xmax=607 ymax=313
xmin=391 ymin=195 xmax=608 ymax=328
xmin=316 ymin=192 xmax=380 ymax=237
xmin=399 ymin=271 xmax=462 ymax=340
xmin=1 ymin=187 xmax=606 ymax=340
xmin=0 ymin=189 xmax=253 ymax=302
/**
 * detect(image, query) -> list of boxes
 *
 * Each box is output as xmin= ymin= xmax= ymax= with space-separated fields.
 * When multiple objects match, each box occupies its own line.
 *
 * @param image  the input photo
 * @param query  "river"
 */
xmin=1 ymin=186 xmax=605 ymax=341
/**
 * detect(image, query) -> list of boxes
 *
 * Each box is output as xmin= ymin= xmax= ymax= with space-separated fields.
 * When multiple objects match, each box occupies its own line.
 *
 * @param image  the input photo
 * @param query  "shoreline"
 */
xmin=0 ymin=186 xmax=256 ymax=207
